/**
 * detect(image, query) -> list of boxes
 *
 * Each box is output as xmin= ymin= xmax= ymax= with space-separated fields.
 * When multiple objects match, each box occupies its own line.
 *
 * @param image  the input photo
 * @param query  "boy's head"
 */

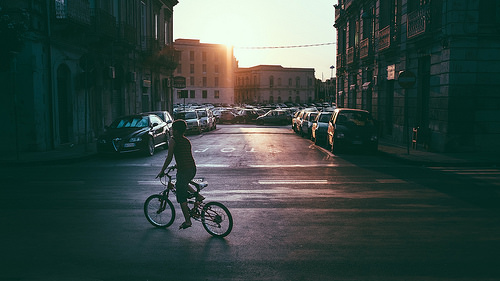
xmin=172 ymin=119 xmax=187 ymax=134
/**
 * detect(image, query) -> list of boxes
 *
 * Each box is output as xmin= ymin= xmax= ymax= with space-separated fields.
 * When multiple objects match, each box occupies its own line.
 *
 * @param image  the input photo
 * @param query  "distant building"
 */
xmin=335 ymin=0 xmax=500 ymax=152
xmin=235 ymin=65 xmax=316 ymax=105
xmin=173 ymin=39 xmax=237 ymax=106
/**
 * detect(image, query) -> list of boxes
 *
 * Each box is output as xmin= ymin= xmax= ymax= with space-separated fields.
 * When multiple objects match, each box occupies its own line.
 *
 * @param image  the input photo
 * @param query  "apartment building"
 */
xmin=234 ymin=65 xmax=316 ymax=105
xmin=0 ymin=0 xmax=179 ymax=155
xmin=173 ymin=39 xmax=237 ymax=105
xmin=335 ymin=0 xmax=500 ymax=152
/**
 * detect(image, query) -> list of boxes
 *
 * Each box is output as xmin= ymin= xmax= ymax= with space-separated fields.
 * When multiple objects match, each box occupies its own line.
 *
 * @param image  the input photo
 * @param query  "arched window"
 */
xmin=269 ymin=76 xmax=274 ymax=88
xmin=295 ymin=77 xmax=300 ymax=87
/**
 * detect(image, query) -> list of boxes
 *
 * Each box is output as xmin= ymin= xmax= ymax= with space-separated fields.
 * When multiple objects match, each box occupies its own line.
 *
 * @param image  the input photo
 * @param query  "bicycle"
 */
xmin=144 ymin=165 xmax=233 ymax=237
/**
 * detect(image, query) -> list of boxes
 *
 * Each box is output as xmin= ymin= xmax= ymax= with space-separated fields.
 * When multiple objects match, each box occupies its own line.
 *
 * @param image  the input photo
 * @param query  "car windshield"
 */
xmin=110 ymin=116 xmax=149 ymax=128
xmin=319 ymin=113 xmax=332 ymax=122
xmin=175 ymin=112 xmax=197 ymax=120
xmin=338 ymin=111 xmax=375 ymax=127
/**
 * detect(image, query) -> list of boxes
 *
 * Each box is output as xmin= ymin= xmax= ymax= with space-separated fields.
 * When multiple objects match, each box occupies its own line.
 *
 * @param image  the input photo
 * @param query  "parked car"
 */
xmin=327 ymin=108 xmax=378 ymax=153
xmin=233 ymin=109 xmax=265 ymax=124
xmin=195 ymin=108 xmax=216 ymax=131
xmin=97 ymin=113 xmax=169 ymax=156
xmin=311 ymin=111 xmax=333 ymax=145
xmin=174 ymin=111 xmax=202 ymax=134
xmin=291 ymin=111 xmax=301 ymax=132
xmin=217 ymin=110 xmax=238 ymax=124
xmin=144 ymin=111 xmax=174 ymax=140
xmin=256 ymin=109 xmax=291 ymax=125
xmin=294 ymin=108 xmax=317 ymax=133
xmin=300 ymin=112 xmax=319 ymax=137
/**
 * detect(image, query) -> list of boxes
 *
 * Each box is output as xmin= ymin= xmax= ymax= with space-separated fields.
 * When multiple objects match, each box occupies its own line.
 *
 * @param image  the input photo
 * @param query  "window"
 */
xmin=202 ymin=64 xmax=207 ymax=73
xmin=202 ymin=90 xmax=208 ymax=99
xmin=190 ymin=90 xmax=195 ymax=98
xmin=190 ymin=51 xmax=195 ymax=61
xmin=202 ymin=51 xmax=207 ymax=61
xmin=190 ymin=64 xmax=194 ymax=74
xmin=270 ymin=76 xmax=274 ymax=88
xmin=215 ymin=77 xmax=219 ymax=87
xmin=214 ymin=90 xmax=220 ymax=99
xmin=288 ymin=78 xmax=293 ymax=86
xmin=296 ymin=77 xmax=301 ymax=87
xmin=154 ymin=14 xmax=158 ymax=40
xmin=164 ymin=21 xmax=169 ymax=45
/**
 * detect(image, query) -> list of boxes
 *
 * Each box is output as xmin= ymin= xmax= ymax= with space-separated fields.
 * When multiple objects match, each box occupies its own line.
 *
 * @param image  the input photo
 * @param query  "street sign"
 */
xmin=173 ymin=76 xmax=186 ymax=89
xmin=398 ymin=70 xmax=416 ymax=88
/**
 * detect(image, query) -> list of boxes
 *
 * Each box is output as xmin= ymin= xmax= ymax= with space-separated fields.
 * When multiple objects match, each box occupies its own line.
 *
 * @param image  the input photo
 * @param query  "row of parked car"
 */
xmin=293 ymin=107 xmax=379 ymax=153
xmin=96 ymin=105 xmax=295 ymax=156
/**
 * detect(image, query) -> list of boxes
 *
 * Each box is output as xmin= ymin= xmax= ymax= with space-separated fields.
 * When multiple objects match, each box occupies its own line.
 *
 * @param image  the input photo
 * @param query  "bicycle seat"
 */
xmin=190 ymin=181 xmax=208 ymax=191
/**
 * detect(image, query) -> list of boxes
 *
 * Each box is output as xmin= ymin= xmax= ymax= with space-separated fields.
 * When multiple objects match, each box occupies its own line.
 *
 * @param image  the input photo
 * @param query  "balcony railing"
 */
xmin=359 ymin=38 xmax=371 ymax=59
xmin=378 ymin=25 xmax=391 ymax=51
xmin=55 ymin=0 xmax=91 ymax=25
xmin=347 ymin=46 xmax=355 ymax=64
xmin=407 ymin=5 xmax=430 ymax=38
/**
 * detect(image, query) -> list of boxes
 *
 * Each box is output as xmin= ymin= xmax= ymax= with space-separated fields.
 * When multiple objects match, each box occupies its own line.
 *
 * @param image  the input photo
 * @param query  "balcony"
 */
xmin=378 ymin=26 xmax=391 ymax=51
xmin=55 ymin=0 xmax=91 ymax=25
xmin=359 ymin=38 xmax=371 ymax=59
xmin=119 ymin=22 xmax=137 ymax=45
xmin=407 ymin=5 xmax=430 ymax=38
xmin=337 ymin=53 xmax=345 ymax=69
xmin=91 ymin=8 xmax=116 ymax=38
xmin=347 ymin=46 xmax=356 ymax=65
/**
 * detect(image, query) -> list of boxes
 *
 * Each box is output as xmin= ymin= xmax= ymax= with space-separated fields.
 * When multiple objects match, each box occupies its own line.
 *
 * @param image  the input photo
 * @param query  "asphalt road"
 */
xmin=1 ymin=125 xmax=500 ymax=281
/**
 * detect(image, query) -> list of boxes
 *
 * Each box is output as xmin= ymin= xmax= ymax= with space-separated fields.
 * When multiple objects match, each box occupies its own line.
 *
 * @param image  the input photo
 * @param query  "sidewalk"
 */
xmin=2 ymin=139 xmax=499 ymax=167
xmin=378 ymin=139 xmax=500 ymax=167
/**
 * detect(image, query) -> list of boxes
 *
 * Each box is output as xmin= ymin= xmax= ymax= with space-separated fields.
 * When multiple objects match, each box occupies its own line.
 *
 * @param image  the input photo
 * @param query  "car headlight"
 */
xmin=335 ymin=132 xmax=345 ymax=139
xmin=129 ymin=137 xmax=142 ymax=142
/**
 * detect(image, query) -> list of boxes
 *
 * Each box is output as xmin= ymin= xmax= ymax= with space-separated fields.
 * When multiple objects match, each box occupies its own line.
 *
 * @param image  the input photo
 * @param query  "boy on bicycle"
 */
xmin=157 ymin=119 xmax=203 ymax=229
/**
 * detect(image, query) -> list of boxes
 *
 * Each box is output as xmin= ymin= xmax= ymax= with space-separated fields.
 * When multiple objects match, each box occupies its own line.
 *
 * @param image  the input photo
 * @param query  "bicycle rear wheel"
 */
xmin=144 ymin=194 xmax=175 ymax=227
xmin=201 ymin=202 xmax=233 ymax=237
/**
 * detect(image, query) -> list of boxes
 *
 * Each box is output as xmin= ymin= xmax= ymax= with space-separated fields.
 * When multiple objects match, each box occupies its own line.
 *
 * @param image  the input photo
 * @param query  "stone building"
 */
xmin=335 ymin=0 xmax=500 ymax=152
xmin=0 ymin=0 xmax=179 ymax=156
xmin=173 ymin=39 xmax=237 ymax=106
xmin=234 ymin=65 xmax=316 ymax=105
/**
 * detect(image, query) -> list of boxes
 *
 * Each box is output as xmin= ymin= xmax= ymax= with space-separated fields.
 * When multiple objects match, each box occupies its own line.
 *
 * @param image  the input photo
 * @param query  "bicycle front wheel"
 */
xmin=201 ymin=202 xmax=233 ymax=237
xmin=144 ymin=194 xmax=175 ymax=227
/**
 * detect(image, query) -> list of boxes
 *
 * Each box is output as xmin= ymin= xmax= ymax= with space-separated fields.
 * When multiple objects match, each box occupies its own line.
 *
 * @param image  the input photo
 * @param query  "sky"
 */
xmin=173 ymin=0 xmax=338 ymax=81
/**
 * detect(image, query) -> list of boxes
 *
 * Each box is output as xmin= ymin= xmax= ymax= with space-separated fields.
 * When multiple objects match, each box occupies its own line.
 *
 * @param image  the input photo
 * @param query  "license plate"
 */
xmin=124 ymin=143 xmax=136 ymax=148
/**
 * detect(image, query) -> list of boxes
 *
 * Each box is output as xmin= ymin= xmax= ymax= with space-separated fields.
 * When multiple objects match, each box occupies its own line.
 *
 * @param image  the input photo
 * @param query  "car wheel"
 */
xmin=146 ymin=137 xmax=155 ymax=156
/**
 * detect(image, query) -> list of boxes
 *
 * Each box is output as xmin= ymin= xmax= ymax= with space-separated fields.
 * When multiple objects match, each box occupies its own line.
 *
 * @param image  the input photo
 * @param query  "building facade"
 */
xmin=0 ymin=0 xmax=179 ymax=156
xmin=335 ymin=0 xmax=500 ymax=152
xmin=173 ymin=39 xmax=237 ymax=106
xmin=234 ymin=65 xmax=316 ymax=105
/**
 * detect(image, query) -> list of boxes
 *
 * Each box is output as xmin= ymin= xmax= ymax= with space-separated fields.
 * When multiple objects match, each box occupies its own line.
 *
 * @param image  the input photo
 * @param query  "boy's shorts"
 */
xmin=175 ymin=168 xmax=196 ymax=203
